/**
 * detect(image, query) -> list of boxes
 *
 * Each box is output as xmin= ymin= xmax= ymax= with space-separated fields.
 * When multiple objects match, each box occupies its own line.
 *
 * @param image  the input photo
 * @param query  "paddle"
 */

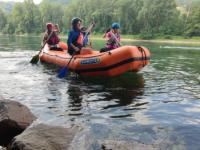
xmin=57 ymin=22 xmax=95 ymax=78
xmin=30 ymin=31 xmax=53 ymax=64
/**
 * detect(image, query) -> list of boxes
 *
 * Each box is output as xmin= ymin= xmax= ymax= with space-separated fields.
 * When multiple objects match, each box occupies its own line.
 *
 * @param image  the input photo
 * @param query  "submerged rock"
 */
xmin=0 ymin=99 xmax=36 ymax=146
xmin=9 ymin=124 xmax=79 ymax=150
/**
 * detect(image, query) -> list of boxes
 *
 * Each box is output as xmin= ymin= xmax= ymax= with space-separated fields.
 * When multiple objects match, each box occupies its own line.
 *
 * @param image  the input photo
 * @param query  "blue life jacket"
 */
xmin=67 ymin=30 xmax=83 ymax=55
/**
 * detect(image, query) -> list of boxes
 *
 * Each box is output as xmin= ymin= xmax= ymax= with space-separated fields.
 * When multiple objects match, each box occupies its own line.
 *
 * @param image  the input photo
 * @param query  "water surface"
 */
xmin=0 ymin=35 xmax=200 ymax=149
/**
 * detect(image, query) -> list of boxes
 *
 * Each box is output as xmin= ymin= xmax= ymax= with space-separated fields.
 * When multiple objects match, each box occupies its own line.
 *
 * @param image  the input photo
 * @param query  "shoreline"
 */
xmin=1 ymin=33 xmax=200 ymax=45
xmin=91 ymin=37 xmax=200 ymax=45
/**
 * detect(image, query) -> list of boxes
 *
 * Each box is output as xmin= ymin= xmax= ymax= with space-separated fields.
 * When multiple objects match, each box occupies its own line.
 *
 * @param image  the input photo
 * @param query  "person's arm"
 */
xmin=56 ymin=24 xmax=60 ymax=33
xmin=67 ymin=31 xmax=80 ymax=52
xmin=70 ymin=43 xmax=80 ymax=52
xmin=54 ymin=24 xmax=60 ymax=34
xmin=103 ymin=28 xmax=111 ymax=38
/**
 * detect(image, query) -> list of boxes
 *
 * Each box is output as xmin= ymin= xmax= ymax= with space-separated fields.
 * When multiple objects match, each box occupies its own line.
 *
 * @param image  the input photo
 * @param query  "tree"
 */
xmin=137 ymin=0 xmax=182 ymax=38
xmin=185 ymin=5 xmax=200 ymax=36
xmin=0 ymin=8 xmax=7 ymax=30
xmin=23 ymin=0 xmax=42 ymax=33
xmin=11 ymin=3 xmax=25 ymax=33
xmin=40 ymin=2 xmax=64 ymax=32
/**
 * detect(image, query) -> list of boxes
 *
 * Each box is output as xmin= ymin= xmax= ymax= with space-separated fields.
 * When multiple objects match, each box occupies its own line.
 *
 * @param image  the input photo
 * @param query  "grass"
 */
xmin=89 ymin=34 xmax=200 ymax=44
xmin=1 ymin=32 xmax=200 ymax=44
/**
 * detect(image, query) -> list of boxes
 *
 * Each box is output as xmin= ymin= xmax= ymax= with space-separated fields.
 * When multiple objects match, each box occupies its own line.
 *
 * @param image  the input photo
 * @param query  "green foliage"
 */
xmin=137 ymin=0 xmax=183 ymax=36
xmin=0 ymin=0 xmax=200 ymax=39
xmin=0 ymin=1 xmax=15 ymax=13
xmin=39 ymin=2 xmax=64 ymax=32
xmin=2 ymin=23 xmax=15 ymax=34
xmin=0 ymin=9 xmax=7 ymax=30
xmin=185 ymin=5 xmax=200 ymax=36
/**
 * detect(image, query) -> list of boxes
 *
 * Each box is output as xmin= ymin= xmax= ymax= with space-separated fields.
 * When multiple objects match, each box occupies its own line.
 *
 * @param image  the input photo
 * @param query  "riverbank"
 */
xmin=1 ymin=33 xmax=200 ymax=45
xmin=92 ymin=37 xmax=200 ymax=45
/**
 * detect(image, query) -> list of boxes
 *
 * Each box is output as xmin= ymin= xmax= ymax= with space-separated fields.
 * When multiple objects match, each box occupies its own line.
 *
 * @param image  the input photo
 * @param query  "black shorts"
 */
xmin=100 ymin=47 xmax=112 ymax=53
xmin=50 ymin=47 xmax=63 ymax=51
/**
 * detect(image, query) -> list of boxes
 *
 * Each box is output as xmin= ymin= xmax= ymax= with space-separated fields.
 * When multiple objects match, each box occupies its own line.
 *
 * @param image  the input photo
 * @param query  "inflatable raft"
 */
xmin=40 ymin=42 xmax=150 ymax=76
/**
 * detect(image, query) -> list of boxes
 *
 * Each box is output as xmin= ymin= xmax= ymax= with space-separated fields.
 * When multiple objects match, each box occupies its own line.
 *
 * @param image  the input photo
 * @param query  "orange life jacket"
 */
xmin=77 ymin=32 xmax=84 ymax=46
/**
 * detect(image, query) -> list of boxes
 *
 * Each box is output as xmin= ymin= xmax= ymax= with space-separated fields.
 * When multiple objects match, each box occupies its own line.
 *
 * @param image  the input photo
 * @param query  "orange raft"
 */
xmin=40 ymin=42 xmax=150 ymax=76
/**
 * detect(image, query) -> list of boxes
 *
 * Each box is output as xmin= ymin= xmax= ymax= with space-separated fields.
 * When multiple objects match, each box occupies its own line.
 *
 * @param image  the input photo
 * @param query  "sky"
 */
xmin=0 ymin=0 xmax=42 ymax=4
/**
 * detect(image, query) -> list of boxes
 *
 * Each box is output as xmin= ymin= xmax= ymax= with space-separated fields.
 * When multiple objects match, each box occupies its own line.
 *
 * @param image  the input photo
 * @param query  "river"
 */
xmin=0 ymin=35 xmax=200 ymax=149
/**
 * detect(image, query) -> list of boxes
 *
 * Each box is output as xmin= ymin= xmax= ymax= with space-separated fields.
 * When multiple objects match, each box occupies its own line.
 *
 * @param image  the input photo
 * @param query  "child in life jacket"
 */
xmin=67 ymin=17 xmax=84 ymax=55
xmin=100 ymin=22 xmax=121 ymax=53
xmin=42 ymin=23 xmax=62 ymax=51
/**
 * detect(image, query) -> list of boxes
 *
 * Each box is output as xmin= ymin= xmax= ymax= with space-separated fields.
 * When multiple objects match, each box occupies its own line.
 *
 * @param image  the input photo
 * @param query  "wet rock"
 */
xmin=0 ymin=99 xmax=36 ymax=146
xmin=0 ymin=146 xmax=6 ymax=150
xmin=99 ymin=140 xmax=157 ymax=150
xmin=9 ymin=124 xmax=79 ymax=150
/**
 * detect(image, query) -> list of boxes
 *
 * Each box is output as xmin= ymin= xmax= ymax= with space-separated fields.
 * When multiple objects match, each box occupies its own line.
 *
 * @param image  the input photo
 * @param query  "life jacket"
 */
xmin=106 ymin=31 xmax=120 ymax=49
xmin=77 ymin=32 xmax=84 ymax=46
xmin=47 ymin=32 xmax=60 ymax=45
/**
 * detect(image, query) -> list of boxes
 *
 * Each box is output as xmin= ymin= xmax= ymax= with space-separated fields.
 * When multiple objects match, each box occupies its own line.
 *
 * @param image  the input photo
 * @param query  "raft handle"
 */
xmin=137 ymin=46 xmax=147 ymax=67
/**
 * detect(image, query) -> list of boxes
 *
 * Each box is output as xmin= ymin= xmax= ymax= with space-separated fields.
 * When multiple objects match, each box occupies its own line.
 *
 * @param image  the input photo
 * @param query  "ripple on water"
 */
xmin=1 ymin=35 xmax=200 ymax=148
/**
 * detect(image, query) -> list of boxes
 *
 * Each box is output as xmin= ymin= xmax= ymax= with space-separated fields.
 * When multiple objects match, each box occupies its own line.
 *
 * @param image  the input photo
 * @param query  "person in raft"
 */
xmin=67 ymin=17 xmax=84 ymax=55
xmin=42 ymin=23 xmax=62 ymax=51
xmin=100 ymin=22 xmax=121 ymax=52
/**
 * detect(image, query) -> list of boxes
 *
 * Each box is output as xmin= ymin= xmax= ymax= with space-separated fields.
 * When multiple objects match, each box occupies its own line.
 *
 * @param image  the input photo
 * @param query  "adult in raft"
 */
xmin=42 ymin=23 xmax=62 ymax=51
xmin=100 ymin=22 xmax=121 ymax=52
xmin=67 ymin=17 xmax=84 ymax=55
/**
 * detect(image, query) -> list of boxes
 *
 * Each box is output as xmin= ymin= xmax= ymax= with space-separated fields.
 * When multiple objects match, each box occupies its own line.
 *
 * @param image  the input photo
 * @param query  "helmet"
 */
xmin=71 ymin=17 xmax=82 ymax=26
xmin=112 ymin=22 xmax=120 ymax=29
xmin=46 ymin=23 xmax=53 ymax=29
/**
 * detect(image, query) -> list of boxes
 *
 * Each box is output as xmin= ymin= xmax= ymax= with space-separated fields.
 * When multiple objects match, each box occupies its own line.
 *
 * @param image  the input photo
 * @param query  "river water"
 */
xmin=0 ymin=35 xmax=200 ymax=149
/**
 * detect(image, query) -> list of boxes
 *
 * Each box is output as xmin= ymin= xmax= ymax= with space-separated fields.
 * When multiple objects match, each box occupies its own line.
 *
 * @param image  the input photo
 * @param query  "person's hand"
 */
xmin=74 ymin=47 xmax=80 ymax=52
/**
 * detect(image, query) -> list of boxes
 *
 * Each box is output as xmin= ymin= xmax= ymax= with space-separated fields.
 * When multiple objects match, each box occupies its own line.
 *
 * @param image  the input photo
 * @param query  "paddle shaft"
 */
xmin=83 ymin=22 xmax=95 ymax=41
xmin=30 ymin=31 xmax=54 ymax=64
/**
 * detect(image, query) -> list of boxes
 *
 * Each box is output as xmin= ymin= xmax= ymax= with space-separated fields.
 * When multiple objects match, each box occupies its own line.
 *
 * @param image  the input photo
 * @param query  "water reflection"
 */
xmin=1 ymin=35 xmax=200 ymax=149
xmin=68 ymin=81 xmax=83 ymax=116
xmin=65 ymin=73 xmax=147 ymax=119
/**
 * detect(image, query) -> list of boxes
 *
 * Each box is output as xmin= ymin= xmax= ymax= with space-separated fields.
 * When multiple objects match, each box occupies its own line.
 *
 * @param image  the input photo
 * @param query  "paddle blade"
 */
xmin=30 ymin=54 xmax=39 ymax=64
xmin=57 ymin=67 xmax=69 ymax=78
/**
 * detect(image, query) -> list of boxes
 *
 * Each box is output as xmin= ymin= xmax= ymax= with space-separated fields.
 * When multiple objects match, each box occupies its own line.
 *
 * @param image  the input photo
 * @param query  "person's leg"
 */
xmin=54 ymin=47 xmax=63 ymax=51
xmin=49 ymin=45 xmax=63 ymax=51
xmin=100 ymin=47 xmax=112 ymax=53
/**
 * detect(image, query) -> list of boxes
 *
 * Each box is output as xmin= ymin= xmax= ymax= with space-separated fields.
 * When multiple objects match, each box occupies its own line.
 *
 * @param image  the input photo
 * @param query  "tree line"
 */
xmin=0 ymin=0 xmax=200 ymax=39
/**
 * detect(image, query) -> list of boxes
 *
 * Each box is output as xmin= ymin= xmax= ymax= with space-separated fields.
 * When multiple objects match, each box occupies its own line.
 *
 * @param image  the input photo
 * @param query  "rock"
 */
xmin=9 ymin=124 xmax=79 ymax=150
xmin=99 ymin=140 xmax=157 ymax=150
xmin=0 ymin=99 xmax=36 ymax=146
xmin=0 ymin=146 xmax=6 ymax=150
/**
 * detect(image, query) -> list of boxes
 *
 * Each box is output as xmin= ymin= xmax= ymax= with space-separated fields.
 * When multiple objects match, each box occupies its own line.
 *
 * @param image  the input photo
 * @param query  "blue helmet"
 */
xmin=112 ymin=22 xmax=120 ymax=29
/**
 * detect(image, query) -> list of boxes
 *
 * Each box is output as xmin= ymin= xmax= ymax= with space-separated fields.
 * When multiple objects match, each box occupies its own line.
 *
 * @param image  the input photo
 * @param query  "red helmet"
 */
xmin=46 ymin=23 xmax=53 ymax=29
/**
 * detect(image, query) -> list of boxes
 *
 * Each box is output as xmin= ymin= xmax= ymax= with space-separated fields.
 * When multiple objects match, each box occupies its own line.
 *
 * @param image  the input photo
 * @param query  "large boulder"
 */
xmin=9 ymin=124 xmax=79 ymax=150
xmin=0 ymin=99 xmax=36 ymax=146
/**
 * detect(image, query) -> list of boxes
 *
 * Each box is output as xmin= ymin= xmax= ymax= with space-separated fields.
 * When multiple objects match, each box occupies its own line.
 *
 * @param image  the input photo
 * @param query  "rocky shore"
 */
xmin=0 ymin=98 xmax=79 ymax=150
xmin=0 ymin=97 xmax=190 ymax=150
